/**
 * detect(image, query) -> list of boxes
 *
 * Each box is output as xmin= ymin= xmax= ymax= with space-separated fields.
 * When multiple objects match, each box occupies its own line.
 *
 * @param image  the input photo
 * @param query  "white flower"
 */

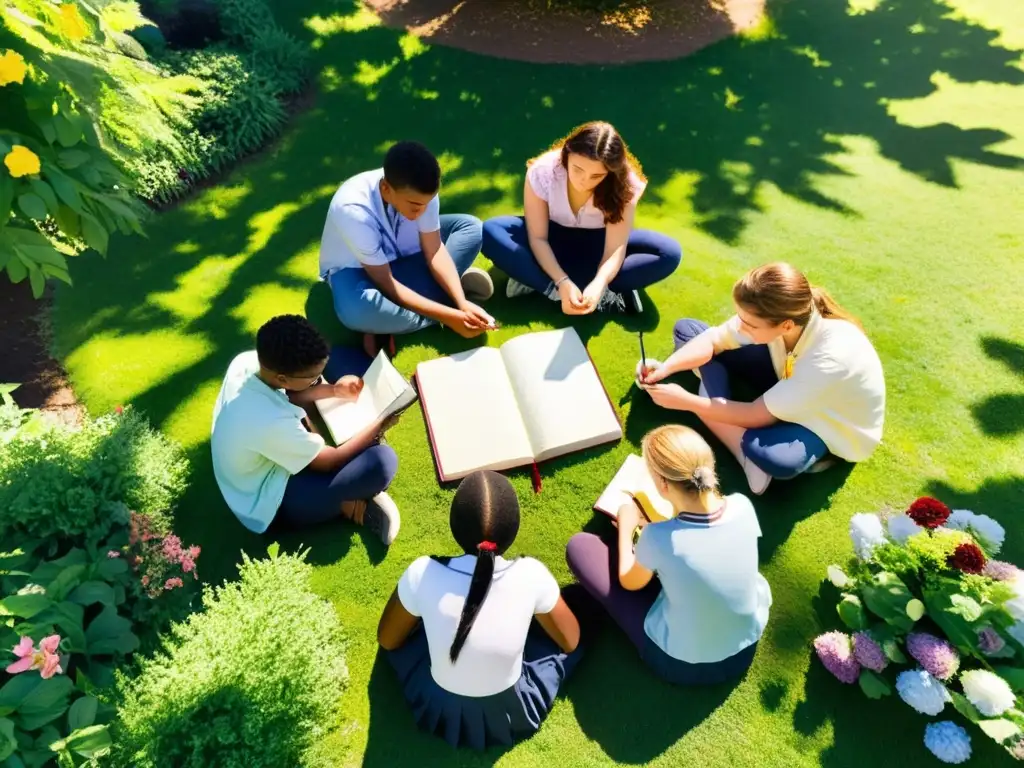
xmin=886 ymin=513 xmax=920 ymax=545
xmin=896 ymin=669 xmax=951 ymax=715
xmin=1008 ymin=621 xmax=1024 ymax=647
xmin=850 ymin=513 xmax=886 ymax=560
xmin=827 ymin=565 xmax=852 ymax=588
xmin=924 ymin=722 xmax=972 ymax=764
xmin=946 ymin=509 xmax=1004 ymax=555
xmin=960 ymin=669 xmax=1016 ymax=717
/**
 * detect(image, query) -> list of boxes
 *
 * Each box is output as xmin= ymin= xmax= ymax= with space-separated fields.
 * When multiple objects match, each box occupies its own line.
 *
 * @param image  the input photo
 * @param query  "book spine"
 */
xmin=414 ymin=370 xmax=450 ymax=484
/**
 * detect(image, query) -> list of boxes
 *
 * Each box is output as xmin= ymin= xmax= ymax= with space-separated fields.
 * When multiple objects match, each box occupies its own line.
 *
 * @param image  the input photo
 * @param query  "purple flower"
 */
xmin=907 ymin=632 xmax=960 ymax=681
xmin=977 ymin=627 xmax=1007 ymax=657
xmin=853 ymin=631 xmax=889 ymax=672
xmin=984 ymin=560 xmax=1021 ymax=582
xmin=814 ymin=631 xmax=860 ymax=684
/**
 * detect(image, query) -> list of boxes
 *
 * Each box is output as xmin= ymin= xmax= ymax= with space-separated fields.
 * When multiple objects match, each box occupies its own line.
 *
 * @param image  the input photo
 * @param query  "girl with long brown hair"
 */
xmin=482 ymin=121 xmax=681 ymax=315
xmin=639 ymin=262 xmax=886 ymax=494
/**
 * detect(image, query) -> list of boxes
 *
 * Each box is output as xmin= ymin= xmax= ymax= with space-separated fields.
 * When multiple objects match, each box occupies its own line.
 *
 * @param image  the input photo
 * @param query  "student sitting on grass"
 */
xmin=318 ymin=140 xmax=496 ymax=357
xmin=211 ymin=314 xmax=400 ymax=544
xmin=566 ymin=425 xmax=771 ymax=686
xmin=482 ymin=121 xmax=681 ymax=315
xmin=639 ymin=262 xmax=886 ymax=495
xmin=377 ymin=470 xmax=586 ymax=751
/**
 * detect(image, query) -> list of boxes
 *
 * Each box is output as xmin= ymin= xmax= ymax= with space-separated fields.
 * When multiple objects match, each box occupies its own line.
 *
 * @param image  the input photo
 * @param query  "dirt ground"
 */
xmin=362 ymin=0 xmax=766 ymax=65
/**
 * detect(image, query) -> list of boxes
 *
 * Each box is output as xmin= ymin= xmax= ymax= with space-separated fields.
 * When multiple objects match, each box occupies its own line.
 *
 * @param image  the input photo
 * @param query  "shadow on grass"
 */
xmin=972 ymin=336 xmax=1024 ymax=438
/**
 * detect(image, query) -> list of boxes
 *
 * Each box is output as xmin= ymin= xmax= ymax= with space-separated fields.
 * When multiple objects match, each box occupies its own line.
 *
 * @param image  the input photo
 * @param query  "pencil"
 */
xmin=639 ymin=331 xmax=647 ymax=369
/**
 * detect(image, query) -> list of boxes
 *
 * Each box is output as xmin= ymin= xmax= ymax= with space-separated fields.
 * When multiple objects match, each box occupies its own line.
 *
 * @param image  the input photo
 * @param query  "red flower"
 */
xmin=115 ymin=405 xmax=123 ymax=414
xmin=907 ymin=497 xmax=951 ymax=529
xmin=948 ymin=542 xmax=987 ymax=574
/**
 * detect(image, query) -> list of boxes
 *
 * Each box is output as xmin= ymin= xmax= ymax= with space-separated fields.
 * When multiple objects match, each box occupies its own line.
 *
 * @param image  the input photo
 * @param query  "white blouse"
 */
xmin=526 ymin=150 xmax=646 ymax=229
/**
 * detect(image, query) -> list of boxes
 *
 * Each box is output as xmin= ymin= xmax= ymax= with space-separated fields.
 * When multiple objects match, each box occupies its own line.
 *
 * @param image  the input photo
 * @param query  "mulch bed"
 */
xmin=363 ymin=0 xmax=766 ymax=65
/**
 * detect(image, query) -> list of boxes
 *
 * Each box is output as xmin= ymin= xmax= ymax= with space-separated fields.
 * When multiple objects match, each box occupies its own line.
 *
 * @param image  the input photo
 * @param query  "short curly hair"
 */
xmin=255 ymin=315 xmax=329 ymax=375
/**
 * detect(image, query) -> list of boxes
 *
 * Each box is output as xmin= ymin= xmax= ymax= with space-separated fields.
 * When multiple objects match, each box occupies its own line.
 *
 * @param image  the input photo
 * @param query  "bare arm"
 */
xmin=617 ymin=503 xmax=654 ymax=591
xmin=363 ymin=261 xmax=458 ymax=325
xmin=305 ymin=415 xmax=387 ymax=473
xmin=647 ymin=385 xmax=779 ymax=429
xmin=588 ymin=205 xmax=635 ymax=292
xmin=420 ymin=229 xmax=468 ymax=307
xmin=661 ymin=329 xmax=716 ymax=375
xmin=523 ymin=180 xmax=567 ymax=284
xmin=534 ymin=596 xmax=581 ymax=653
xmin=377 ymin=589 xmax=420 ymax=651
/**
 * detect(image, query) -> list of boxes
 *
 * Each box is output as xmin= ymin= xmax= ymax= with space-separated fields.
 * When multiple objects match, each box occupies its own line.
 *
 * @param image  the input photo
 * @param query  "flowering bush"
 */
xmin=814 ymin=496 xmax=1024 ymax=762
xmin=113 ymin=546 xmax=348 ymax=768
xmin=0 ymin=403 xmax=188 ymax=545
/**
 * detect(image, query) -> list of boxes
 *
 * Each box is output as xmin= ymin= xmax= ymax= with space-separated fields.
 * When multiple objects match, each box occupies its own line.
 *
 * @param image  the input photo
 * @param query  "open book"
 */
xmin=594 ymin=454 xmax=675 ymax=521
xmin=315 ymin=351 xmax=417 ymax=445
xmin=415 ymin=327 xmax=622 ymax=482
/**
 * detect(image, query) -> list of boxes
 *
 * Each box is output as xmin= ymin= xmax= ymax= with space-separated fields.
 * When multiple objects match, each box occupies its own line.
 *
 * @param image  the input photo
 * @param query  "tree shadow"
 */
xmin=972 ymin=336 xmax=1024 ymax=438
xmin=927 ymin=474 xmax=1024 ymax=560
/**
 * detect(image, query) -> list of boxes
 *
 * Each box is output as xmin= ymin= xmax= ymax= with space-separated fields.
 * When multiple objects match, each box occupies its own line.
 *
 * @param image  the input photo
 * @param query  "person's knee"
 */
xmin=741 ymin=432 xmax=811 ymax=480
xmin=673 ymin=317 xmax=708 ymax=348
xmin=482 ymin=216 xmax=524 ymax=252
xmin=363 ymin=444 xmax=399 ymax=491
xmin=565 ymin=532 xmax=599 ymax=575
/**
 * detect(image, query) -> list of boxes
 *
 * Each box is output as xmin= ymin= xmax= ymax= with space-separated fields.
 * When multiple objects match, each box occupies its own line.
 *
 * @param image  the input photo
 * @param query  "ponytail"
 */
xmin=449 ymin=542 xmax=498 ymax=663
xmin=811 ymin=285 xmax=861 ymax=330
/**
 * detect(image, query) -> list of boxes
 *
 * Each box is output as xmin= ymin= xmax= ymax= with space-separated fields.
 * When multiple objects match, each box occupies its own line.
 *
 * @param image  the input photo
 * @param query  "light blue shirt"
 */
xmin=635 ymin=493 xmax=772 ymax=664
xmin=210 ymin=352 xmax=325 ymax=533
xmin=318 ymin=169 xmax=442 ymax=277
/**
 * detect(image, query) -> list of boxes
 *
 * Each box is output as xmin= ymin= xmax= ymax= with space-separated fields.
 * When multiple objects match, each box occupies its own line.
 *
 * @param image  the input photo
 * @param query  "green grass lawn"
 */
xmin=52 ymin=0 xmax=1024 ymax=764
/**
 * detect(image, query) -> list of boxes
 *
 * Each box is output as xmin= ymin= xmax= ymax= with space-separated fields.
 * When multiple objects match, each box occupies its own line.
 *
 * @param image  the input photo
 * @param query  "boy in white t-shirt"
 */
xmin=639 ymin=263 xmax=886 ymax=495
xmin=377 ymin=471 xmax=590 ymax=751
xmin=319 ymin=141 xmax=497 ymax=357
xmin=211 ymin=315 xmax=400 ymax=542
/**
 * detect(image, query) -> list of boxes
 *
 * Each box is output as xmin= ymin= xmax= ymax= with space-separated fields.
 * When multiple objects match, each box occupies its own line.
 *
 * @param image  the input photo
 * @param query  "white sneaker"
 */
xmin=743 ymin=458 xmax=772 ymax=496
xmin=461 ymin=267 xmax=494 ymax=302
xmin=362 ymin=492 xmax=401 ymax=545
xmin=505 ymin=278 xmax=536 ymax=299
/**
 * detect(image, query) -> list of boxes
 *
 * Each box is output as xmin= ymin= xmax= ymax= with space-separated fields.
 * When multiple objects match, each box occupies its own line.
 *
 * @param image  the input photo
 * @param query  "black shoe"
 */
xmin=625 ymin=289 xmax=643 ymax=315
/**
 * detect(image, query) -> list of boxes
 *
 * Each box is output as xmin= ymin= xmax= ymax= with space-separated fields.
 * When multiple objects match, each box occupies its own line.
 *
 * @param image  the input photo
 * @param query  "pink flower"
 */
xmin=814 ymin=631 xmax=861 ymax=684
xmin=7 ymin=635 xmax=63 ymax=679
xmin=141 ymin=576 xmax=149 ymax=586
xmin=162 ymin=535 xmax=183 ymax=562
xmin=107 ymin=550 xmax=120 ymax=558
xmin=164 ymin=577 xmax=183 ymax=590
xmin=181 ymin=556 xmax=196 ymax=574
xmin=188 ymin=545 xmax=201 ymax=559
xmin=115 ymin=405 xmax=123 ymax=414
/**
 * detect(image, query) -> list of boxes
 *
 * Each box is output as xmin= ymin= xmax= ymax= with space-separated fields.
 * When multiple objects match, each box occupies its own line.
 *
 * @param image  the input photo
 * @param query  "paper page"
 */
xmin=316 ymin=352 xmax=414 ymax=444
xmin=594 ymin=454 xmax=675 ymax=520
xmin=416 ymin=348 xmax=534 ymax=482
xmin=499 ymin=328 xmax=622 ymax=462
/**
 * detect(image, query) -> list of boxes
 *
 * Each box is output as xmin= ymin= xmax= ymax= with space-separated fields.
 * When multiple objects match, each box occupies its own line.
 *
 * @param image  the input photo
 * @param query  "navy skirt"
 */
xmin=387 ymin=625 xmax=582 ymax=751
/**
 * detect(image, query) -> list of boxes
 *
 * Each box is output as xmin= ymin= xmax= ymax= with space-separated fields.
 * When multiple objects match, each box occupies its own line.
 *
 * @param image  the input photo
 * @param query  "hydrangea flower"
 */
xmin=977 ymin=626 xmax=1007 ymax=656
xmin=946 ymin=509 xmax=1004 ymax=555
xmin=984 ymin=560 xmax=1021 ymax=582
xmin=906 ymin=633 xmax=960 ymax=681
xmin=813 ymin=631 xmax=860 ymax=684
xmin=960 ymin=670 xmax=1016 ymax=717
xmin=896 ymin=669 xmax=950 ymax=715
xmin=850 ymin=513 xmax=886 ymax=560
xmin=907 ymin=497 xmax=951 ymax=529
xmin=852 ymin=632 xmax=888 ymax=672
xmin=886 ymin=513 xmax=920 ymax=545
xmin=924 ymin=721 xmax=972 ymax=764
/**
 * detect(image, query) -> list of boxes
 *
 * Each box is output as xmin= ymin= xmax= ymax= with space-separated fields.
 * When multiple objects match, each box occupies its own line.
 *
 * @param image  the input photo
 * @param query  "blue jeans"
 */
xmin=328 ymin=213 xmax=483 ymax=335
xmin=482 ymin=216 xmax=681 ymax=294
xmin=278 ymin=346 xmax=398 ymax=526
xmin=673 ymin=318 xmax=830 ymax=479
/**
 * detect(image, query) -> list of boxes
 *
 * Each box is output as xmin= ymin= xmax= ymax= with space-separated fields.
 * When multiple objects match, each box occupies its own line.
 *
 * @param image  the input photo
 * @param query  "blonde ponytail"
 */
xmin=734 ymin=262 xmax=862 ymax=330
xmin=641 ymin=425 xmax=720 ymax=511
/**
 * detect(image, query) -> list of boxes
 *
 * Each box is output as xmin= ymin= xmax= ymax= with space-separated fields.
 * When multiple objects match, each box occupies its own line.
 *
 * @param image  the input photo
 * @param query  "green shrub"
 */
xmin=248 ymin=27 xmax=310 ymax=95
xmin=113 ymin=547 xmax=348 ymax=768
xmin=0 ymin=405 xmax=189 ymax=544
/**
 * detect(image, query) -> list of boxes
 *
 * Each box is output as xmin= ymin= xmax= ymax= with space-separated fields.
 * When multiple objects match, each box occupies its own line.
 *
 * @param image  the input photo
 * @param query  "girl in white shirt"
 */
xmin=482 ymin=121 xmax=681 ymax=315
xmin=377 ymin=470 xmax=585 ymax=750
xmin=639 ymin=262 xmax=886 ymax=495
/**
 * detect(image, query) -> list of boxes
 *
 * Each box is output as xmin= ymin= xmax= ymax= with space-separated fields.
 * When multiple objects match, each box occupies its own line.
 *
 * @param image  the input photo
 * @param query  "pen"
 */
xmin=639 ymin=331 xmax=647 ymax=378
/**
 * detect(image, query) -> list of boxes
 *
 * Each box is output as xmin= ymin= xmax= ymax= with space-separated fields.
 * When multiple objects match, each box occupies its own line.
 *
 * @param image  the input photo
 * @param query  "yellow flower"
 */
xmin=58 ymin=3 xmax=89 ymax=41
xmin=0 ymin=50 xmax=27 ymax=87
xmin=4 ymin=145 xmax=41 ymax=178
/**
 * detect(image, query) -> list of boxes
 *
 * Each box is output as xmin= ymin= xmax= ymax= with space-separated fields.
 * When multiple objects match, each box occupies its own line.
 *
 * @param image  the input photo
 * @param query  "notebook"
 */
xmin=594 ymin=454 xmax=675 ymax=521
xmin=315 ymin=351 xmax=417 ymax=444
xmin=414 ymin=327 xmax=622 ymax=483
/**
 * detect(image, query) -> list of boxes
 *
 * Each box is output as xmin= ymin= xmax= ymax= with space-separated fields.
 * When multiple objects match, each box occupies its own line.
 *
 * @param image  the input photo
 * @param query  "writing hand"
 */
xmin=618 ymin=498 xmax=645 ymax=533
xmin=443 ymin=309 xmax=487 ymax=338
xmin=635 ymin=358 xmax=666 ymax=387
xmin=646 ymin=383 xmax=693 ymax=411
xmin=333 ymin=376 xmax=363 ymax=400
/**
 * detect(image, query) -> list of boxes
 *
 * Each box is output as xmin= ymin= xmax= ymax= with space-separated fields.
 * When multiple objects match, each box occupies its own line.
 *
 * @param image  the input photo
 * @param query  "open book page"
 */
xmin=595 ymin=454 xmax=675 ymax=520
xmin=316 ymin=352 xmax=416 ymax=444
xmin=499 ymin=328 xmax=622 ymax=462
xmin=415 ymin=347 xmax=534 ymax=482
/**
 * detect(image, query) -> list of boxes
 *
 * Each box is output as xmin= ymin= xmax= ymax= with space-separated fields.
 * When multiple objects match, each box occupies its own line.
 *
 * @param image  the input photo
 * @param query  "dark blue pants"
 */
xmin=482 ymin=215 xmax=681 ymax=294
xmin=329 ymin=213 xmax=483 ymax=334
xmin=278 ymin=346 xmax=398 ymax=526
xmin=674 ymin=318 xmax=829 ymax=479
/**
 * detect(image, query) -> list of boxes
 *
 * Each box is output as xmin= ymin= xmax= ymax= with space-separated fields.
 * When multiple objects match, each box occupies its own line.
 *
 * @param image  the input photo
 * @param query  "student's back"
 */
xmin=398 ymin=554 xmax=560 ymax=697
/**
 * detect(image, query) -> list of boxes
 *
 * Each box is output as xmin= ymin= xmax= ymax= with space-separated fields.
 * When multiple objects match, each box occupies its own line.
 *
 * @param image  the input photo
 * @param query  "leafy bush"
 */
xmin=0 ymin=405 xmax=189 ymax=544
xmin=113 ymin=547 xmax=348 ymax=768
xmin=248 ymin=26 xmax=309 ymax=95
